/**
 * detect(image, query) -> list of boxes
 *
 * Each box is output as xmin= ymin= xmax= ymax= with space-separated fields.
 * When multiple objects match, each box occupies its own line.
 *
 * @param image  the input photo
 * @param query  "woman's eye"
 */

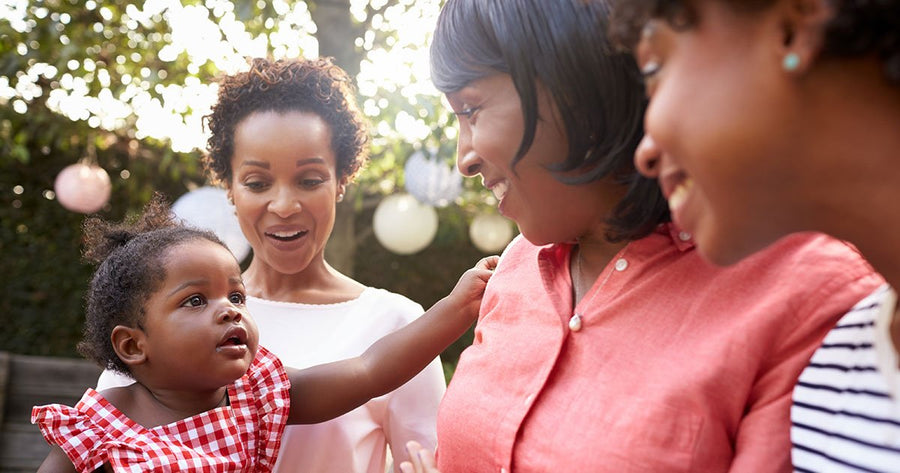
xmin=243 ymin=180 xmax=269 ymax=191
xmin=182 ymin=295 xmax=206 ymax=307
xmin=641 ymin=59 xmax=661 ymax=79
xmin=640 ymin=59 xmax=662 ymax=95
xmin=229 ymin=292 xmax=246 ymax=305
xmin=454 ymin=106 xmax=479 ymax=121
xmin=300 ymin=178 xmax=326 ymax=188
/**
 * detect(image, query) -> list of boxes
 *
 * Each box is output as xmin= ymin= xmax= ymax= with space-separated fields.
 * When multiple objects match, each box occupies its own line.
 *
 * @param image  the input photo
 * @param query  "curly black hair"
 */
xmin=78 ymin=194 xmax=226 ymax=375
xmin=204 ymin=57 xmax=370 ymax=185
xmin=610 ymin=0 xmax=900 ymax=86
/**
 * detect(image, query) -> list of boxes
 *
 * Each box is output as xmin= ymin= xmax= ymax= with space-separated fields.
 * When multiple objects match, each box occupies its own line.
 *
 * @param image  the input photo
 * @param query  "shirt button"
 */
xmin=678 ymin=231 xmax=692 ymax=241
xmin=614 ymin=258 xmax=628 ymax=271
xmin=568 ymin=314 xmax=583 ymax=332
xmin=501 ymin=469 xmax=508 ymax=473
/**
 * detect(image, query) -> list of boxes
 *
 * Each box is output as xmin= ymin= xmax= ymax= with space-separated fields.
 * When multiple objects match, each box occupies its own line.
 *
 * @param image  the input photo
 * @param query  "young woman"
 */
xmin=419 ymin=0 xmax=883 ymax=471
xmin=614 ymin=0 xmax=900 ymax=469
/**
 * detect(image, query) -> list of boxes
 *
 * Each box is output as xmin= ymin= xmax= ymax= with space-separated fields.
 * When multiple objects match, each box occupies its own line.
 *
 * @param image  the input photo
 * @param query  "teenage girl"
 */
xmin=32 ymin=196 xmax=495 ymax=472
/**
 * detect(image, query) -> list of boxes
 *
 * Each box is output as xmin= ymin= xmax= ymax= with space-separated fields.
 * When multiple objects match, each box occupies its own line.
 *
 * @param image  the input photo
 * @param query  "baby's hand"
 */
xmin=399 ymin=441 xmax=440 ymax=473
xmin=447 ymin=255 xmax=499 ymax=319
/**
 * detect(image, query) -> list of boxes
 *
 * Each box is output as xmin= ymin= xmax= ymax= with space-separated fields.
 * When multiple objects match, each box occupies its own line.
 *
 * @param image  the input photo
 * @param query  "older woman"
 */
xmin=99 ymin=57 xmax=445 ymax=473
xmin=405 ymin=0 xmax=884 ymax=472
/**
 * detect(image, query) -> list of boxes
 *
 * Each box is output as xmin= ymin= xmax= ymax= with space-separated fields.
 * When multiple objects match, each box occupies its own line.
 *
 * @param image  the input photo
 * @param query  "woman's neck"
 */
xmin=242 ymin=258 xmax=365 ymax=304
xmin=571 ymin=234 xmax=629 ymax=305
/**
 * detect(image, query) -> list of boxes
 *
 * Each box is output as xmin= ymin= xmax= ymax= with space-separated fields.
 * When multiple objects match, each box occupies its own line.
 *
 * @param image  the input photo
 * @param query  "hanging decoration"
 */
xmin=373 ymin=193 xmax=439 ymax=255
xmin=403 ymin=150 xmax=462 ymax=208
xmin=469 ymin=213 xmax=515 ymax=253
xmin=54 ymin=163 xmax=112 ymax=214
xmin=171 ymin=186 xmax=252 ymax=263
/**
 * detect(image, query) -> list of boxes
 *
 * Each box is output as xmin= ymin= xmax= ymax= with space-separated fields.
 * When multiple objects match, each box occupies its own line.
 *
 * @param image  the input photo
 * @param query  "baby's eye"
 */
xmin=229 ymin=292 xmax=246 ymax=305
xmin=182 ymin=295 xmax=206 ymax=308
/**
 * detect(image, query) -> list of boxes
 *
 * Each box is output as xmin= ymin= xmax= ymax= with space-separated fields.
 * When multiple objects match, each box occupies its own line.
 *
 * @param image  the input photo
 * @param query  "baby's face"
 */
xmin=139 ymin=239 xmax=259 ymax=391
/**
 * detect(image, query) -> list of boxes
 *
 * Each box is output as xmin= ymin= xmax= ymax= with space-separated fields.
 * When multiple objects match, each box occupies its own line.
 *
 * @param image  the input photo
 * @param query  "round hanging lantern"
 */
xmin=54 ymin=163 xmax=112 ymax=214
xmin=171 ymin=187 xmax=252 ymax=263
xmin=404 ymin=150 xmax=462 ymax=208
xmin=469 ymin=213 xmax=515 ymax=253
xmin=373 ymin=193 xmax=438 ymax=255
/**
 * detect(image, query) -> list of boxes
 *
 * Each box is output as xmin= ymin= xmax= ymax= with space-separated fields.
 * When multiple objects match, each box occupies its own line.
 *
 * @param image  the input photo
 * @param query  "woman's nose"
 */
xmin=267 ymin=187 xmax=302 ymax=217
xmin=455 ymin=125 xmax=482 ymax=177
xmin=634 ymin=135 xmax=662 ymax=178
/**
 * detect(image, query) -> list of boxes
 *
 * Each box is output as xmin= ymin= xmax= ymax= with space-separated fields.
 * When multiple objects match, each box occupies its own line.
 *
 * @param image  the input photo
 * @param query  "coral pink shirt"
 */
xmin=436 ymin=225 xmax=883 ymax=473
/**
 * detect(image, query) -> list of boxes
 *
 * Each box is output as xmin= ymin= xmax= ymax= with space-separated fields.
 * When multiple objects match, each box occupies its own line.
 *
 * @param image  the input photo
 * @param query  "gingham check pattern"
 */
xmin=32 ymin=346 xmax=290 ymax=473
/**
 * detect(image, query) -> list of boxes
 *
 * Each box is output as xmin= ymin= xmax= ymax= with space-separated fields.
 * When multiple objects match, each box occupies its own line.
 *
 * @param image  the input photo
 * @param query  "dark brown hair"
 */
xmin=79 ymin=194 xmax=226 ymax=375
xmin=431 ymin=0 xmax=669 ymax=242
xmin=204 ymin=57 xmax=370 ymax=185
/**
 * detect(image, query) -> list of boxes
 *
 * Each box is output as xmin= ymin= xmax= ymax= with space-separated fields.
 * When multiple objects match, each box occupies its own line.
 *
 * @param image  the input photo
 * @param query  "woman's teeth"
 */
xmin=268 ymin=231 xmax=305 ymax=241
xmin=668 ymin=177 xmax=694 ymax=213
xmin=491 ymin=182 xmax=508 ymax=200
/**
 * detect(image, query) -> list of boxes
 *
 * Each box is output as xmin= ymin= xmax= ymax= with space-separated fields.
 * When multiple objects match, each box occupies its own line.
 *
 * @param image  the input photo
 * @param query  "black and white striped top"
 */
xmin=792 ymin=285 xmax=900 ymax=472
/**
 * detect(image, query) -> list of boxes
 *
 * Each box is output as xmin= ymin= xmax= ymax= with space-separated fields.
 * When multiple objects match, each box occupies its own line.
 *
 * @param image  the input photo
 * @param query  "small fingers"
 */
xmin=478 ymin=255 xmax=500 ymax=271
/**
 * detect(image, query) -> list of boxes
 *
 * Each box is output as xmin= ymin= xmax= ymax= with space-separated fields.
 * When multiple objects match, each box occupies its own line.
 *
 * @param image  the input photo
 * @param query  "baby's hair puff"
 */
xmin=78 ymin=193 xmax=226 ymax=376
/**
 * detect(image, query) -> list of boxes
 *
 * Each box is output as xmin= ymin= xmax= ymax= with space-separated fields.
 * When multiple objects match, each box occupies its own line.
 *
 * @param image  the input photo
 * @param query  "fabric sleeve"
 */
xmin=247 ymin=346 xmax=292 ymax=473
xmin=31 ymin=395 xmax=110 ymax=473
xmin=728 ymin=269 xmax=884 ymax=472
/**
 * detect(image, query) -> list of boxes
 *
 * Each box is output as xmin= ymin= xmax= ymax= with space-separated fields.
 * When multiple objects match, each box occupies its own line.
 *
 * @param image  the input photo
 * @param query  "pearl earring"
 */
xmin=782 ymin=52 xmax=800 ymax=72
xmin=337 ymin=193 xmax=344 ymax=203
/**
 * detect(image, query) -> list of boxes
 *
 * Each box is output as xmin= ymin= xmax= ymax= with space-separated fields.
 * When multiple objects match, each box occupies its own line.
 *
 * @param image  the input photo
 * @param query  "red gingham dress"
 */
xmin=31 ymin=346 xmax=290 ymax=473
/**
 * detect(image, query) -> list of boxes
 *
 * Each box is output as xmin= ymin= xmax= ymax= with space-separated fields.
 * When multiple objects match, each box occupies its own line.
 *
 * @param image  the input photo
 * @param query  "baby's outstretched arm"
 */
xmin=286 ymin=256 xmax=498 ymax=424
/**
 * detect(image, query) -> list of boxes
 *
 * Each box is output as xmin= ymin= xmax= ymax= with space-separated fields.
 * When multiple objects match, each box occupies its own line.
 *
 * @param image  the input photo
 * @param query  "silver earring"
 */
xmin=783 ymin=52 xmax=800 ymax=71
xmin=337 ymin=193 xmax=344 ymax=202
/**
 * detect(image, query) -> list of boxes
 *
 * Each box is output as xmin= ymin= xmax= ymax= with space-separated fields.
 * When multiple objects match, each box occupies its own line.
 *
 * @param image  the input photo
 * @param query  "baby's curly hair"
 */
xmin=78 ymin=194 xmax=225 ymax=376
xmin=610 ymin=0 xmax=900 ymax=85
xmin=204 ymin=57 xmax=370 ymax=185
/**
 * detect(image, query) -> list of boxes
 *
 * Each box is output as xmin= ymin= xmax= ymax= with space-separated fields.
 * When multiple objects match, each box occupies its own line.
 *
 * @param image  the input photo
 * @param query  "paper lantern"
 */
xmin=54 ymin=163 xmax=112 ymax=214
xmin=404 ymin=150 xmax=462 ymax=208
xmin=373 ymin=193 xmax=438 ymax=255
xmin=469 ymin=213 xmax=514 ymax=253
xmin=171 ymin=187 xmax=252 ymax=263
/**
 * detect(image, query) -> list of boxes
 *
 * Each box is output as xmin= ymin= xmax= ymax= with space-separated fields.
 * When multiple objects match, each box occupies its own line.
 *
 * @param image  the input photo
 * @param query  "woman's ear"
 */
xmin=111 ymin=325 xmax=148 ymax=367
xmin=779 ymin=0 xmax=833 ymax=73
xmin=336 ymin=180 xmax=347 ymax=203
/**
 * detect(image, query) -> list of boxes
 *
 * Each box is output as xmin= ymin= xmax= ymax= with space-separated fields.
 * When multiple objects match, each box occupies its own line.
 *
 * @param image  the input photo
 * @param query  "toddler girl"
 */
xmin=32 ymin=196 xmax=495 ymax=472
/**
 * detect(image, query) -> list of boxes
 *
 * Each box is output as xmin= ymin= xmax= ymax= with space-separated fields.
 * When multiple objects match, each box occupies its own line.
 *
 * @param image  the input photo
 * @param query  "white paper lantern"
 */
xmin=171 ymin=187 xmax=252 ymax=263
xmin=404 ymin=150 xmax=462 ymax=208
xmin=54 ymin=163 xmax=112 ymax=214
xmin=469 ymin=213 xmax=515 ymax=253
xmin=373 ymin=193 xmax=438 ymax=255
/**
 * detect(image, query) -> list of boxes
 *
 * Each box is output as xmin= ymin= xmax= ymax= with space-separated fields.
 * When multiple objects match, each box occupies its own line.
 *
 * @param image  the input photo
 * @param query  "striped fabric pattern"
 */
xmin=791 ymin=285 xmax=900 ymax=472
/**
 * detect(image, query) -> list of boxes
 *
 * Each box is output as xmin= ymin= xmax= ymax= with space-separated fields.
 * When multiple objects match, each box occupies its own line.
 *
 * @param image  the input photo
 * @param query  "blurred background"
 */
xmin=0 ymin=0 xmax=518 ymax=381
